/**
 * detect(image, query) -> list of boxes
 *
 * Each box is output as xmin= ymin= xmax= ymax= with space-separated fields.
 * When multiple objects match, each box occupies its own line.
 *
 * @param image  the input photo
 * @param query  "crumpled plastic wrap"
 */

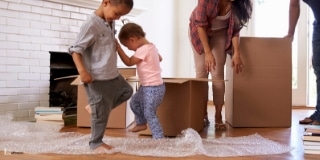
xmin=0 ymin=115 xmax=291 ymax=157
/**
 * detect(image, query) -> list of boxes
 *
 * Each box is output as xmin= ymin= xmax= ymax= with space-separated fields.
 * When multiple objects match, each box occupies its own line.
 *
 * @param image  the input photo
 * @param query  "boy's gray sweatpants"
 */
xmin=84 ymin=75 xmax=133 ymax=149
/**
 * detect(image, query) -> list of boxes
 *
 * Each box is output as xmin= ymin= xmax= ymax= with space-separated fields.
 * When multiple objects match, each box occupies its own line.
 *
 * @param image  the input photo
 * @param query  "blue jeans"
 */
xmin=310 ymin=26 xmax=320 ymax=121
xmin=130 ymin=84 xmax=166 ymax=139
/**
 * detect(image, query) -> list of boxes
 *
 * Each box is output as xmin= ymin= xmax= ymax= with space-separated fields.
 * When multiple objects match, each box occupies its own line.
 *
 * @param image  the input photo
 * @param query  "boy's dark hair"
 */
xmin=118 ymin=23 xmax=146 ymax=41
xmin=109 ymin=0 xmax=134 ymax=10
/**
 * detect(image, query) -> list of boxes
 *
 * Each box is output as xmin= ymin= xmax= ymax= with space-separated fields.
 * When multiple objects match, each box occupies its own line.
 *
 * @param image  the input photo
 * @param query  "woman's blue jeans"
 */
xmin=310 ymin=26 xmax=320 ymax=121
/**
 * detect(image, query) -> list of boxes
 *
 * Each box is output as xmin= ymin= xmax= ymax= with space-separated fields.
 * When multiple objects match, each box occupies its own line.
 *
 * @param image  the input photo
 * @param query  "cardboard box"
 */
xmin=73 ymin=67 xmax=136 ymax=128
xmin=138 ymin=78 xmax=212 ymax=137
xmin=225 ymin=37 xmax=292 ymax=127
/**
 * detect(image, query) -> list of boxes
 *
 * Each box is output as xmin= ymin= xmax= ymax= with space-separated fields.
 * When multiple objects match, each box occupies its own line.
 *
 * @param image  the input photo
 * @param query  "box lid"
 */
xmin=54 ymin=75 xmax=78 ymax=81
xmin=73 ymin=76 xmax=224 ymax=85
xmin=126 ymin=77 xmax=221 ymax=84
xmin=126 ymin=76 xmax=140 ymax=82
xmin=163 ymin=78 xmax=215 ymax=83
xmin=70 ymin=76 xmax=83 ymax=85
xmin=71 ymin=74 xmax=140 ymax=85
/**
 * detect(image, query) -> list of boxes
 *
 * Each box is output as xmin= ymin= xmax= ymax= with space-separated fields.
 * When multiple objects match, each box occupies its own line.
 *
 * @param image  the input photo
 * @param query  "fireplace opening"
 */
xmin=49 ymin=51 xmax=78 ymax=108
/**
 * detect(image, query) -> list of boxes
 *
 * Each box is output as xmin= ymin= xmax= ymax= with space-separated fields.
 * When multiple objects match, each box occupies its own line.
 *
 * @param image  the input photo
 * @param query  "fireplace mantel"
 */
xmin=44 ymin=0 xmax=145 ymax=17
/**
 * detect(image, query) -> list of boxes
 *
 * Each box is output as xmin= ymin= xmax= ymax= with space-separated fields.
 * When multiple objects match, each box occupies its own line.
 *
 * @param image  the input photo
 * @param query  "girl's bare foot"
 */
xmin=85 ymin=104 xmax=91 ymax=114
xmin=128 ymin=124 xmax=147 ymax=132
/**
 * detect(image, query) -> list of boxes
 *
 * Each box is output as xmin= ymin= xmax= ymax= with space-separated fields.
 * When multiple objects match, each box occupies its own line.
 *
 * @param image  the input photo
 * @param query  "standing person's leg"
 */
xmin=192 ymin=47 xmax=210 ymax=126
xmin=142 ymin=84 xmax=166 ymax=139
xmin=209 ymin=29 xmax=227 ymax=131
xmin=310 ymin=27 xmax=320 ymax=124
xmin=189 ymin=28 xmax=209 ymax=126
xmin=85 ymin=80 xmax=116 ymax=150
xmin=129 ymin=87 xmax=148 ymax=132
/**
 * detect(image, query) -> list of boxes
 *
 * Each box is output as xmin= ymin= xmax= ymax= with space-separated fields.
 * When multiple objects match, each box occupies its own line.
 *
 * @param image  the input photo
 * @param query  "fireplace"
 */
xmin=49 ymin=51 xmax=78 ymax=108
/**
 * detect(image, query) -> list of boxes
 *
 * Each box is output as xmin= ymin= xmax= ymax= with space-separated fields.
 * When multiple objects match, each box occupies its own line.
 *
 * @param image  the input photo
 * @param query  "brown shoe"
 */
xmin=215 ymin=123 xmax=227 ymax=131
xmin=299 ymin=117 xmax=313 ymax=124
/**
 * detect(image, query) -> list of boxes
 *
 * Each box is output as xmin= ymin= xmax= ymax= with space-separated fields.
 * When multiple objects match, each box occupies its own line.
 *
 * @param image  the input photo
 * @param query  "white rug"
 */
xmin=0 ymin=115 xmax=291 ymax=157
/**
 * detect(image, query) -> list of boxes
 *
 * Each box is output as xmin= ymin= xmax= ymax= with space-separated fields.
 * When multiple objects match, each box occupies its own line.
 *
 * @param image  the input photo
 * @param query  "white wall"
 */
xmin=133 ymin=0 xmax=197 ymax=78
xmin=0 ymin=0 xmax=94 ymax=120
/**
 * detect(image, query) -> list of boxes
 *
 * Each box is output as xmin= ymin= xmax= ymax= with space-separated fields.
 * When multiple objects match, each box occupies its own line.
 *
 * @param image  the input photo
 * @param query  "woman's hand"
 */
xmin=205 ymin=51 xmax=215 ymax=72
xmin=232 ymin=52 xmax=243 ymax=74
xmin=284 ymin=34 xmax=294 ymax=42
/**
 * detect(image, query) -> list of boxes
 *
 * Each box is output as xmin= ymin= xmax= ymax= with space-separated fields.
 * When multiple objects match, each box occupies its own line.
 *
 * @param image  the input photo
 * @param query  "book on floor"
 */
xmin=303 ymin=125 xmax=320 ymax=141
xmin=304 ymin=132 xmax=320 ymax=136
xmin=304 ymin=125 xmax=320 ymax=130
xmin=35 ymin=114 xmax=63 ymax=126
xmin=303 ymin=144 xmax=320 ymax=150
xmin=35 ymin=106 xmax=63 ymax=115
xmin=304 ymin=140 xmax=320 ymax=146
xmin=303 ymin=135 xmax=320 ymax=142
xmin=305 ymin=128 xmax=320 ymax=134
xmin=304 ymin=149 xmax=320 ymax=155
xmin=35 ymin=114 xmax=62 ymax=121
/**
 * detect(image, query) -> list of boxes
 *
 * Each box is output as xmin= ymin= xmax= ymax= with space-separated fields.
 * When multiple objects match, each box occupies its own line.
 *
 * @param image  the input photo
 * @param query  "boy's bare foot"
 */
xmin=85 ymin=104 xmax=91 ymax=114
xmin=95 ymin=143 xmax=113 ymax=151
xmin=128 ymin=124 xmax=147 ymax=132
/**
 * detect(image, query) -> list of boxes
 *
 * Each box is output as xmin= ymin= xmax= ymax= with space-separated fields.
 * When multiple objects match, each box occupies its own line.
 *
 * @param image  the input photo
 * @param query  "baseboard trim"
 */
xmin=208 ymin=101 xmax=315 ymax=110
xmin=292 ymin=106 xmax=315 ymax=110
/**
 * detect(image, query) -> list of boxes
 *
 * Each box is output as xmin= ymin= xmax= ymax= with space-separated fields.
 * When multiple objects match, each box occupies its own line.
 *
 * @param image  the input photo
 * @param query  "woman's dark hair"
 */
xmin=231 ymin=0 xmax=252 ymax=29
xmin=118 ymin=23 xmax=146 ymax=41
xmin=109 ymin=0 xmax=134 ymax=10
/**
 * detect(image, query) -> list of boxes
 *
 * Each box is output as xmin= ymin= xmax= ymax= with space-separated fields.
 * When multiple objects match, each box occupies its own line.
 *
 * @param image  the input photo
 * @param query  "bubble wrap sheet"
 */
xmin=0 ymin=115 xmax=291 ymax=157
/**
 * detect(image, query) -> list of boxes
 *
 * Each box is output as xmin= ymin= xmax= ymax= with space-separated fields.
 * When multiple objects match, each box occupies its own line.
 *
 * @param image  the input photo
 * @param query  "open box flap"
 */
xmin=71 ymin=75 xmax=139 ymax=85
xmin=126 ymin=77 xmax=225 ymax=84
xmin=163 ymin=77 xmax=227 ymax=83
xmin=126 ymin=77 xmax=189 ymax=84
xmin=54 ymin=75 xmax=78 ymax=81
xmin=163 ymin=78 xmax=189 ymax=84
xmin=71 ymin=76 xmax=225 ymax=85
xmin=70 ymin=76 xmax=83 ymax=85
xmin=126 ymin=76 xmax=140 ymax=82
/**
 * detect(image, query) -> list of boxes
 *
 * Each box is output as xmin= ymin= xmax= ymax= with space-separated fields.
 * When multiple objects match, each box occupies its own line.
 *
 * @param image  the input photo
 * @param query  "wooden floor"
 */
xmin=0 ymin=106 xmax=319 ymax=160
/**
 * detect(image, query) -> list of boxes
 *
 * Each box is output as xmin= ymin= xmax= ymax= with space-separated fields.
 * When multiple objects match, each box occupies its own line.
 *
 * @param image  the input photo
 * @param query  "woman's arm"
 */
xmin=231 ymin=35 xmax=243 ymax=74
xmin=197 ymin=26 xmax=215 ymax=72
xmin=285 ymin=0 xmax=300 ymax=39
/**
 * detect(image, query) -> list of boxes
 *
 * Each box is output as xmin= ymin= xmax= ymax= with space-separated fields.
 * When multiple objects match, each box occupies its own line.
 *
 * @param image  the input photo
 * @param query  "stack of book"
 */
xmin=303 ymin=125 xmax=320 ymax=154
xmin=34 ymin=107 xmax=63 ymax=125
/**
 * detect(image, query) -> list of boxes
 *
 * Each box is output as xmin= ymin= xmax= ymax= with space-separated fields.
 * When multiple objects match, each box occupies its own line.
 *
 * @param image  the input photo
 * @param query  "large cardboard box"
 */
xmin=225 ymin=37 xmax=292 ymax=127
xmin=138 ymin=78 xmax=212 ymax=137
xmin=73 ymin=67 xmax=136 ymax=128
